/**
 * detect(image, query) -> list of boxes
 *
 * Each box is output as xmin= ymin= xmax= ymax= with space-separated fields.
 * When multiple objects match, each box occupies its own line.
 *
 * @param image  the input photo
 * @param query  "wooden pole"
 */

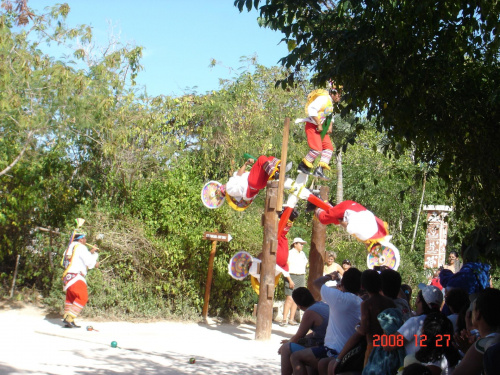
xmin=276 ymin=117 xmax=290 ymax=212
xmin=202 ymin=230 xmax=218 ymax=319
xmin=255 ymin=180 xmax=279 ymax=340
xmin=308 ymin=185 xmax=330 ymax=300
xmin=10 ymin=254 xmax=20 ymax=298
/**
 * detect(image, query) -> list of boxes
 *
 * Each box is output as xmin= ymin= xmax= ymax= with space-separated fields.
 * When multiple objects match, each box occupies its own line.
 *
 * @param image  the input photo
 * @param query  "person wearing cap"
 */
xmin=383 ymin=284 xmax=444 ymax=356
xmin=219 ymin=155 xmax=282 ymax=211
xmin=282 ymin=237 xmax=309 ymax=326
xmin=341 ymin=259 xmax=352 ymax=272
xmin=295 ymin=85 xmax=342 ymax=181
xmin=61 ymin=233 xmax=99 ymax=328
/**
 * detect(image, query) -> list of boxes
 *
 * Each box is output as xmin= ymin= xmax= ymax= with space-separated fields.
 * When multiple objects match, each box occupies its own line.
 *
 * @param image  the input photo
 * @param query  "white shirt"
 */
xmin=225 ymin=171 xmax=250 ymax=201
xmin=64 ymin=242 xmax=99 ymax=291
xmin=295 ymin=95 xmax=334 ymax=126
xmin=287 ymin=249 xmax=308 ymax=274
xmin=398 ymin=314 xmax=427 ymax=356
xmin=321 ymin=285 xmax=362 ymax=352
xmin=344 ymin=209 xmax=379 ymax=241
xmin=248 ymin=258 xmax=290 ymax=278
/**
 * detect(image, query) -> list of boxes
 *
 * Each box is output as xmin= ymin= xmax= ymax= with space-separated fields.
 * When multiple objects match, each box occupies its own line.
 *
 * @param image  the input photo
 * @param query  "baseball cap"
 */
xmin=293 ymin=237 xmax=307 ymax=245
xmin=418 ymin=283 xmax=444 ymax=306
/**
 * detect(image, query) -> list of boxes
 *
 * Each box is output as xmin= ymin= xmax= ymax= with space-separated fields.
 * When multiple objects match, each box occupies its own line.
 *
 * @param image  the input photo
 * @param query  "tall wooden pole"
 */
xmin=202 ymin=229 xmax=218 ymax=319
xmin=255 ymin=180 xmax=279 ymax=340
xmin=276 ymin=117 xmax=290 ymax=212
xmin=308 ymin=185 xmax=330 ymax=300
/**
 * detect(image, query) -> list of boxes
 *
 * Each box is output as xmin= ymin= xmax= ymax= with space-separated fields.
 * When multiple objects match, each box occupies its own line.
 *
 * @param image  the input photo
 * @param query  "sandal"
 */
xmin=288 ymin=320 xmax=298 ymax=326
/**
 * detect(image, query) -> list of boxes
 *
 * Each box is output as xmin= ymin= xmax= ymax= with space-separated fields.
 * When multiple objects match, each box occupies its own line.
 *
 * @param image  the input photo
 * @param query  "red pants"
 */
xmin=247 ymin=155 xmax=277 ymax=198
xmin=65 ymin=280 xmax=88 ymax=318
xmin=305 ymin=122 xmax=334 ymax=152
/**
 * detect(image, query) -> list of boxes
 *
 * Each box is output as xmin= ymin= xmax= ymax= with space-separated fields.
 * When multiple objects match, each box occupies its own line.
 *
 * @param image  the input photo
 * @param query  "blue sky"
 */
xmin=27 ymin=1 xmax=289 ymax=97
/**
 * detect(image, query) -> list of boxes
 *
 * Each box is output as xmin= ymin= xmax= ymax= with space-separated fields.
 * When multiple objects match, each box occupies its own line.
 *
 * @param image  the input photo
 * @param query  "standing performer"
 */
xmin=295 ymin=85 xmax=342 ymax=180
xmin=61 ymin=233 xmax=99 ymax=328
xmin=220 ymin=155 xmax=281 ymax=211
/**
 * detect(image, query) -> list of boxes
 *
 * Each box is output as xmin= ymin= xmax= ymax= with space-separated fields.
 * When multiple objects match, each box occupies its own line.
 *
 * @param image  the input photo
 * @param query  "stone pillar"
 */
xmin=423 ymin=205 xmax=453 ymax=270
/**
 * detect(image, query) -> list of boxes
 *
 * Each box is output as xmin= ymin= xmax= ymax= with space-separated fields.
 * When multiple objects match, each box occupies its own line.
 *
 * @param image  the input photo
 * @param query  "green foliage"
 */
xmin=2 ymin=3 xmax=497 ymax=321
xmin=236 ymin=0 xmax=500 ymax=259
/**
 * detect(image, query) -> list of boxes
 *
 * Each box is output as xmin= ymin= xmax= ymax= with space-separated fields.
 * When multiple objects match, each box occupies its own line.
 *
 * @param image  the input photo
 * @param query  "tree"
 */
xmin=235 ymin=0 xmax=500 ymax=259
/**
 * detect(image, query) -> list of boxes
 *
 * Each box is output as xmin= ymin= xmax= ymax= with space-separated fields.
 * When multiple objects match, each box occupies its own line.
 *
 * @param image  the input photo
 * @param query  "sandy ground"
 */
xmin=0 ymin=304 xmax=297 ymax=374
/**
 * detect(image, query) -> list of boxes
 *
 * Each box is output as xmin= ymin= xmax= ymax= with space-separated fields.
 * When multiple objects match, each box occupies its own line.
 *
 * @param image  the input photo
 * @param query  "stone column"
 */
xmin=423 ymin=205 xmax=453 ymax=270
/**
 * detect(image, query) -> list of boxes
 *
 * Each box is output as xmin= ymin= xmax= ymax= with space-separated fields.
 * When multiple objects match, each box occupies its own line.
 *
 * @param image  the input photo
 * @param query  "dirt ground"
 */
xmin=0 ymin=303 xmax=296 ymax=374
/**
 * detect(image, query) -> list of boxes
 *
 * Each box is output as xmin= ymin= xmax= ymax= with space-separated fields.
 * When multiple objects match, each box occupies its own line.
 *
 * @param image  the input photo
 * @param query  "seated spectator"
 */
xmin=324 ymin=251 xmax=344 ymax=287
xmin=444 ymin=288 xmax=469 ymax=333
xmin=289 ymin=268 xmax=362 ymax=374
xmin=364 ymin=308 xmax=406 ymax=375
xmin=279 ymin=287 xmax=329 ymax=375
xmin=342 ymin=259 xmax=352 ymax=272
xmin=328 ymin=270 xmax=397 ymax=374
xmin=324 ymin=251 xmax=344 ymax=276
xmin=453 ymin=288 xmax=500 ymax=375
xmin=402 ymin=312 xmax=461 ymax=374
xmin=483 ymin=342 xmax=500 ymax=375
xmin=429 ymin=269 xmax=444 ymax=291
xmin=384 ymin=285 xmax=443 ymax=356
xmin=381 ymin=269 xmax=412 ymax=322
xmin=454 ymin=302 xmax=481 ymax=355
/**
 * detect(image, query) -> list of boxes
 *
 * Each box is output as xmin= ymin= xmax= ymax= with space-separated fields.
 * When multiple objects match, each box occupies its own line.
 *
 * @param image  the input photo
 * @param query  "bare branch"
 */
xmin=0 ymin=130 xmax=34 ymax=177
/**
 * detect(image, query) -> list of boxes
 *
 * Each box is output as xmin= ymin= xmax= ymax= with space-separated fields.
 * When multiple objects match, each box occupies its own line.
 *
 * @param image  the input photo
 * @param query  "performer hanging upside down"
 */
xmin=312 ymin=200 xmax=392 ymax=252
xmin=219 ymin=155 xmax=281 ymax=211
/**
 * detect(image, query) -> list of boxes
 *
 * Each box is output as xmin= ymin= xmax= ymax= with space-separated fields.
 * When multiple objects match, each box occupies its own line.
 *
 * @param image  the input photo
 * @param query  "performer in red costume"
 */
xmin=220 ymin=155 xmax=281 ymax=211
xmin=276 ymin=208 xmax=299 ymax=271
xmin=313 ymin=200 xmax=392 ymax=251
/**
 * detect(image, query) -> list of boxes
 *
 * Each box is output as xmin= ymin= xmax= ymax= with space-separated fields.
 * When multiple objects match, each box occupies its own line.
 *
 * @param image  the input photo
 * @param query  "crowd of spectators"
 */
xmin=279 ymin=250 xmax=498 ymax=375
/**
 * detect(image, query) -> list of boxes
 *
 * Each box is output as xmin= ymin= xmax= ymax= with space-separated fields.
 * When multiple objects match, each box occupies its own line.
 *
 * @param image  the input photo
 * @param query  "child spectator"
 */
xmin=402 ymin=312 xmax=461 ymax=374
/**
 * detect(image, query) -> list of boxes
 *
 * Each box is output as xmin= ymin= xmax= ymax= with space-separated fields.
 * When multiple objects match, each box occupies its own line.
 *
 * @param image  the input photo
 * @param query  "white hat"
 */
xmin=293 ymin=237 xmax=307 ymax=245
xmin=418 ymin=283 xmax=443 ymax=306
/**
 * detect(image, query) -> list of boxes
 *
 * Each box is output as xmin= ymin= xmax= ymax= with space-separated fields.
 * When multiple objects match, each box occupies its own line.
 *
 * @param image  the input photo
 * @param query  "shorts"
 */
xmin=311 ymin=345 xmax=339 ymax=359
xmin=289 ymin=343 xmax=306 ymax=354
xmin=284 ymin=273 xmax=306 ymax=296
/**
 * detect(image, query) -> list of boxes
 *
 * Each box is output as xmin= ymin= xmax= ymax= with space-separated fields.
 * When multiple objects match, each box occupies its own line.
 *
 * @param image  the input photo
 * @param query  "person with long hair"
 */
xmin=403 ymin=312 xmax=461 ymax=374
